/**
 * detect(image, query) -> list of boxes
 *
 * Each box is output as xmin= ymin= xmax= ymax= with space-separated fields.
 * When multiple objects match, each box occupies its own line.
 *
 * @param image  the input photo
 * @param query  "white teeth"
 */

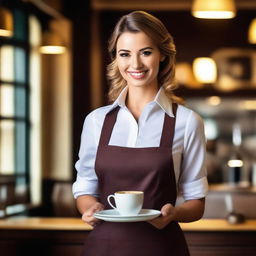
xmin=130 ymin=72 xmax=145 ymax=77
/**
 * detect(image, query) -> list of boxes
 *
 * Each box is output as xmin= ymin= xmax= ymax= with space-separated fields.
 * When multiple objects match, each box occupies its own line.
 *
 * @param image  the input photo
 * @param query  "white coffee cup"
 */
xmin=107 ymin=191 xmax=144 ymax=216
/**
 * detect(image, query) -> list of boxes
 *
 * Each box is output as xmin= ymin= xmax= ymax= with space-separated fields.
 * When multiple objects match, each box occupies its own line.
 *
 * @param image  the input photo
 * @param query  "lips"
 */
xmin=128 ymin=71 xmax=148 ymax=79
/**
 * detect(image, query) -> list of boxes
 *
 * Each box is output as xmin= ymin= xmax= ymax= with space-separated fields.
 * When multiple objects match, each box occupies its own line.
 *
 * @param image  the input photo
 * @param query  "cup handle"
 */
xmin=107 ymin=194 xmax=116 ymax=209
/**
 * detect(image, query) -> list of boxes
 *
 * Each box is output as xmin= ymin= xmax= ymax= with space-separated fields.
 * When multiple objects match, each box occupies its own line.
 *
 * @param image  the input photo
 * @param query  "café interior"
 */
xmin=0 ymin=0 xmax=256 ymax=255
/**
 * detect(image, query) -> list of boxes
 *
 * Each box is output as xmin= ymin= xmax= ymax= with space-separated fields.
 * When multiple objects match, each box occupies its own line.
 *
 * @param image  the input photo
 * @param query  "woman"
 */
xmin=73 ymin=11 xmax=208 ymax=255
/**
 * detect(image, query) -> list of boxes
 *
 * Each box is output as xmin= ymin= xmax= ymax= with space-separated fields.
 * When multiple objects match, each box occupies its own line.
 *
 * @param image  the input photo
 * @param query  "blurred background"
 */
xmin=0 ymin=0 xmax=256 ymax=219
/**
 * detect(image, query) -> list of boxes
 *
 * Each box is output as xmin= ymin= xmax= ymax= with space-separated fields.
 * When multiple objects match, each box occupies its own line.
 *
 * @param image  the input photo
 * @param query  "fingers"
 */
xmin=161 ymin=203 xmax=173 ymax=217
xmin=82 ymin=202 xmax=104 ymax=227
xmin=82 ymin=214 xmax=98 ymax=227
xmin=87 ymin=202 xmax=104 ymax=217
xmin=147 ymin=203 xmax=175 ymax=230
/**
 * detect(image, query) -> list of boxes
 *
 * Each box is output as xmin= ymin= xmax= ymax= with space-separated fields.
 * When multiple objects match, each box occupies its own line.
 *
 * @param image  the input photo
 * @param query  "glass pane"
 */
xmin=16 ymin=176 xmax=27 ymax=198
xmin=15 ymin=86 xmax=26 ymax=117
xmin=29 ymin=15 xmax=41 ymax=46
xmin=15 ymin=121 xmax=27 ymax=174
xmin=0 ymin=45 xmax=14 ymax=82
xmin=29 ymin=15 xmax=42 ymax=206
xmin=0 ymin=120 xmax=14 ymax=174
xmin=14 ymin=9 xmax=27 ymax=41
xmin=0 ymin=85 xmax=14 ymax=116
xmin=15 ymin=47 xmax=26 ymax=83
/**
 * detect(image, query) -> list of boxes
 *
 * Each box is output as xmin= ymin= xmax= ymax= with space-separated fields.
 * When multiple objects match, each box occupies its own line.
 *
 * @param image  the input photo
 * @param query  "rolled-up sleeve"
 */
xmin=179 ymin=111 xmax=208 ymax=200
xmin=72 ymin=112 xmax=99 ymax=198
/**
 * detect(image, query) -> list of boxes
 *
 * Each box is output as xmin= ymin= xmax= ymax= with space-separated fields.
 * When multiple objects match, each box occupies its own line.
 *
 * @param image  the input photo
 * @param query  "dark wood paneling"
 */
xmin=1 ymin=229 xmax=256 ymax=256
xmin=185 ymin=231 xmax=256 ymax=256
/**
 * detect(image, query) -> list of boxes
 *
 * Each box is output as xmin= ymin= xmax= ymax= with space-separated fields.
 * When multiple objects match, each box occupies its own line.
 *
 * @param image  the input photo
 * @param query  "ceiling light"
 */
xmin=39 ymin=31 xmax=66 ymax=54
xmin=192 ymin=57 xmax=217 ymax=84
xmin=206 ymin=96 xmax=221 ymax=106
xmin=248 ymin=18 xmax=256 ymax=44
xmin=192 ymin=0 xmax=236 ymax=19
xmin=0 ymin=7 xmax=13 ymax=37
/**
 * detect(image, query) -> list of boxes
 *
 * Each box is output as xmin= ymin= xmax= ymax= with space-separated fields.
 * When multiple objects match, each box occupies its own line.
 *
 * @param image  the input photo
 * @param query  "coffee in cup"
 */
xmin=107 ymin=191 xmax=144 ymax=216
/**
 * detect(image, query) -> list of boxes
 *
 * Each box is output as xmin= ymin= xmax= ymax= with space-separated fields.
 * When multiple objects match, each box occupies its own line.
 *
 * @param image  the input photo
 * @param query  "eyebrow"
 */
xmin=118 ymin=47 xmax=153 ymax=53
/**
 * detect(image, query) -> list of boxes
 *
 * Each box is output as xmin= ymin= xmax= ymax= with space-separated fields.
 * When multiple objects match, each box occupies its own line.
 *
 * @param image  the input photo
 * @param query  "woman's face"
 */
xmin=116 ymin=31 xmax=163 ymax=90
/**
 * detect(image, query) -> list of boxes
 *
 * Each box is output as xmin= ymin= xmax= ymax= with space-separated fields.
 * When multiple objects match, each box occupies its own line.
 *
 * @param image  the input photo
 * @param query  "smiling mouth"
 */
xmin=128 ymin=71 xmax=148 ymax=79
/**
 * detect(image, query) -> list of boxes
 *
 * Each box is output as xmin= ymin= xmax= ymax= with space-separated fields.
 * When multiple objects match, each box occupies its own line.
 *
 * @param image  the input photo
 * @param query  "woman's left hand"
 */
xmin=148 ymin=203 xmax=177 ymax=230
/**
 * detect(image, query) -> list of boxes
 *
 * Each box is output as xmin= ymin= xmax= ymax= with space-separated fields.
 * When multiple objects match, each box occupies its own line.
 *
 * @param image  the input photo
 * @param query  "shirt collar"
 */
xmin=107 ymin=86 xmax=128 ymax=113
xmin=154 ymin=87 xmax=174 ymax=117
xmin=107 ymin=86 xmax=174 ymax=117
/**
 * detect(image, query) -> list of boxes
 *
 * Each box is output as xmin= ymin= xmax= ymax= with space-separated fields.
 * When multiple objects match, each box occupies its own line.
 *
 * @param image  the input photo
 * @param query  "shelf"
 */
xmin=175 ymin=86 xmax=256 ymax=98
xmin=209 ymin=183 xmax=256 ymax=193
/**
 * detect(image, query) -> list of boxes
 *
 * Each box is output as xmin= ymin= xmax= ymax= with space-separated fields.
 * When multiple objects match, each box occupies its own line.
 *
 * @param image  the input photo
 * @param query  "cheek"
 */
xmin=117 ymin=60 xmax=127 ymax=72
xmin=150 ymin=59 xmax=161 ymax=73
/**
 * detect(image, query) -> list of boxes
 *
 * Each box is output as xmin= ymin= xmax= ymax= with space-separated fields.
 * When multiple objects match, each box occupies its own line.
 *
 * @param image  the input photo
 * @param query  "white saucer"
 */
xmin=94 ymin=209 xmax=161 ymax=222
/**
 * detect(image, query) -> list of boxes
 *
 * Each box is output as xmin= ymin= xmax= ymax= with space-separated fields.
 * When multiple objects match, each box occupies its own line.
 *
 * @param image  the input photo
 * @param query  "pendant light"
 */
xmin=0 ymin=7 xmax=13 ymax=37
xmin=192 ymin=57 xmax=217 ymax=84
xmin=191 ymin=0 xmax=236 ymax=19
xmin=39 ymin=30 xmax=66 ymax=54
xmin=248 ymin=18 xmax=256 ymax=44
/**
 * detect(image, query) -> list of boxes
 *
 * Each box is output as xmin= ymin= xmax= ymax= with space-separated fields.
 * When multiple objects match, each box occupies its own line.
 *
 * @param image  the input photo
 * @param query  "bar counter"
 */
xmin=1 ymin=217 xmax=256 ymax=231
xmin=0 ymin=217 xmax=256 ymax=256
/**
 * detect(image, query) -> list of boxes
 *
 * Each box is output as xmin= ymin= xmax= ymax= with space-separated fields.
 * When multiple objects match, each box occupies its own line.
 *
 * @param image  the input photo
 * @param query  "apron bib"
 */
xmin=82 ymin=105 xmax=190 ymax=256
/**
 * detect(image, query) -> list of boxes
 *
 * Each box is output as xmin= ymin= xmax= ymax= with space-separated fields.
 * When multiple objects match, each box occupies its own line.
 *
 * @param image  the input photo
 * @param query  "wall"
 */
xmin=41 ymin=18 xmax=72 ymax=181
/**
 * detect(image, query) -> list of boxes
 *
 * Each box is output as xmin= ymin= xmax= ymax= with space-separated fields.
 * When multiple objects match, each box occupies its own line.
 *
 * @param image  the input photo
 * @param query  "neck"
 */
xmin=126 ymin=86 xmax=158 ymax=120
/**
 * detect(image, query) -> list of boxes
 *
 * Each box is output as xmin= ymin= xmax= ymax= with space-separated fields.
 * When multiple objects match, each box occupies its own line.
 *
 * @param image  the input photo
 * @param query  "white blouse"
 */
xmin=72 ymin=87 xmax=208 ymax=201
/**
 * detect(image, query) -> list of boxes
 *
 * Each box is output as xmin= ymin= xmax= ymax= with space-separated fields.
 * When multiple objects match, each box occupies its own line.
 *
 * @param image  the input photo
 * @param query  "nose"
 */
xmin=131 ymin=54 xmax=143 ymax=69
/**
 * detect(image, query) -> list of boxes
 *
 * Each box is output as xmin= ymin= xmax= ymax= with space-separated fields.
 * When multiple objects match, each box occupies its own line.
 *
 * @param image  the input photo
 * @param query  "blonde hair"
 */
xmin=107 ymin=11 xmax=183 ymax=104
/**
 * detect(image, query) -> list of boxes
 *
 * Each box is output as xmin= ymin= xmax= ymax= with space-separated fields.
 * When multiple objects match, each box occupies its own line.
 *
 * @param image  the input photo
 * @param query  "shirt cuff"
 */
xmin=72 ymin=178 xmax=99 ymax=199
xmin=179 ymin=176 xmax=208 ymax=200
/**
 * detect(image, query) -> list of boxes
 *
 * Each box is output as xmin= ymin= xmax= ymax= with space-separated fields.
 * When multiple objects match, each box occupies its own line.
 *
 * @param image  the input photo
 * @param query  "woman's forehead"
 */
xmin=116 ymin=32 xmax=156 ymax=50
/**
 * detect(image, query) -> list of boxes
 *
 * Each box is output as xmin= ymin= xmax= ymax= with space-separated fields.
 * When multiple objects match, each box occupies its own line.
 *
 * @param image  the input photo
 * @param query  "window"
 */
xmin=0 ymin=7 xmax=41 ymax=217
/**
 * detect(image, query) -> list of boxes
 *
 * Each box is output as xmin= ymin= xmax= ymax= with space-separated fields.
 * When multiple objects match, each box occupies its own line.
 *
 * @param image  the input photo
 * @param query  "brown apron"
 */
xmin=82 ymin=105 xmax=190 ymax=256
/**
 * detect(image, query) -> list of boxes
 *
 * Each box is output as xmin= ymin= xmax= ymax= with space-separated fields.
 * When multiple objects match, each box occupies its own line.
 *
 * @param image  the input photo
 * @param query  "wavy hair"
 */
xmin=107 ymin=11 xmax=182 ymax=103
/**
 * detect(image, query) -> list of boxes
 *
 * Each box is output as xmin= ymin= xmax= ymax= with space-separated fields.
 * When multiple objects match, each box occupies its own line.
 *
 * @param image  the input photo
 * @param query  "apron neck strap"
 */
xmin=98 ymin=106 xmax=120 ymax=146
xmin=160 ymin=103 xmax=177 ymax=148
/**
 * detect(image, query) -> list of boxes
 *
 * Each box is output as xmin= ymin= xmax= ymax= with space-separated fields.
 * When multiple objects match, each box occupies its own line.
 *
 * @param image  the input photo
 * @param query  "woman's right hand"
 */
xmin=81 ymin=202 xmax=104 ymax=227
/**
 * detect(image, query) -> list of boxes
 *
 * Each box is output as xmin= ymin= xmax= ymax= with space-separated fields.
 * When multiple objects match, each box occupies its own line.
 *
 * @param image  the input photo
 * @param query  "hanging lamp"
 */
xmin=0 ymin=7 xmax=13 ymax=37
xmin=191 ymin=0 xmax=236 ymax=19
xmin=192 ymin=57 xmax=217 ymax=84
xmin=248 ymin=18 xmax=256 ymax=44
xmin=39 ymin=30 xmax=66 ymax=54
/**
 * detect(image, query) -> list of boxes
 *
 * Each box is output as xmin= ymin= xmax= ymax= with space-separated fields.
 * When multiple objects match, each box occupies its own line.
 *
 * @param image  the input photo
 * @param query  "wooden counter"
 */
xmin=0 ymin=217 xmax=93 ymax=231
xmin=1 ymin=217 xmax=256 ymax=231
xmin=1 ymin=217 xmax=256 ymax=256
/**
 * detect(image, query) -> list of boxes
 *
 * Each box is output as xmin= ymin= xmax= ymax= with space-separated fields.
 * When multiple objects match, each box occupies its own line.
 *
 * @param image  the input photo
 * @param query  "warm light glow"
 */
xmin=39 ymin=45 xmax=66 ymax=54
xmin=175 ymin=62 xmax=202 ymax=88
xmin=40 ymin=31 xmax=66 ymax=54
xmin=0 ymin=7 xmax=13 ymax=37
xmin=0 ymin=29 xmax=12 ymax=37
xmin=248 ymin=18 xmax=256 ymax=44
xmin=240 ymin=100 xmax=256 ymax=110
xmin=193 ymin=11 xmax=235 ymax=19
xmin=206 ymin=96 xmax=221 ymax=106
xmin=227 ymin=159 xmax=243 ymax=168
xmin=193 ymin=57 xmax=217 ymax=84
xmin=0 ymin=45 xmax=14 ymax=81
xmin=192 ymin=0 xmax=236 ymax=19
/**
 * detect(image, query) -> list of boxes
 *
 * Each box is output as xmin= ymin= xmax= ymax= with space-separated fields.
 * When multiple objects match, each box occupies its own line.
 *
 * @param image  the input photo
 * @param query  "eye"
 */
xmin=142 ymin=50 xmax=152 ymax=56
xmin=119 ymin=52 xmax=130 ymax=57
